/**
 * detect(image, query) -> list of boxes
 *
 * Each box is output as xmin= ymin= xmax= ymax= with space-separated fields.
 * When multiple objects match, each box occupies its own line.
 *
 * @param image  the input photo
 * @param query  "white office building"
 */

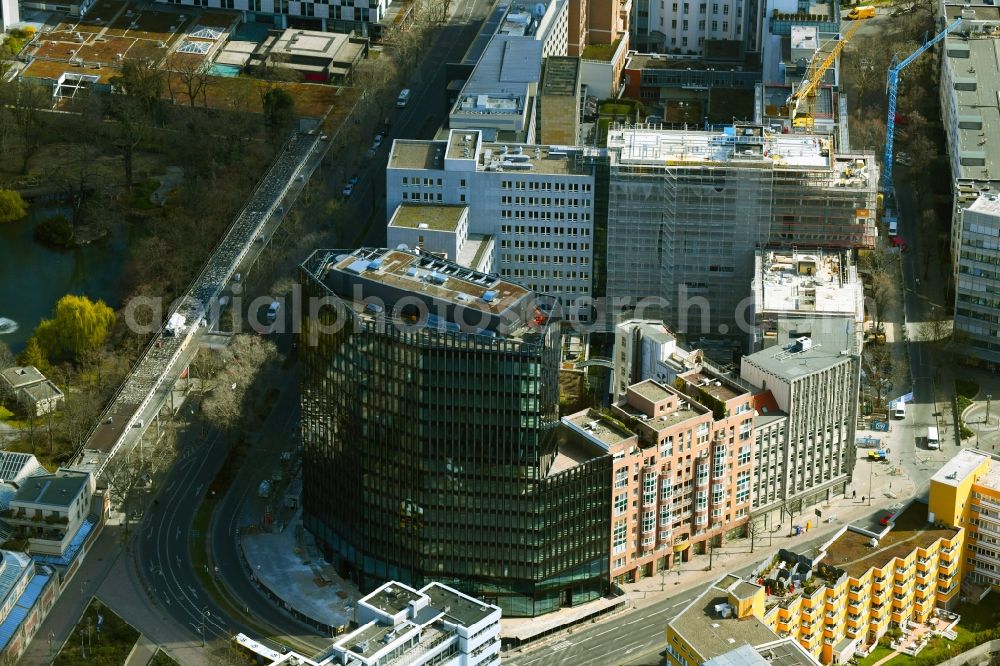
xmin=631 ymin=0 xmax=762 ymax=54
xmin=387 ymin=129 xmax=596 ymax=320
xmin=1 ymin=0 xmax=19 ymax=31
xmin=939 ymin=1 xmax=1000 ymax=368
xmin=952 ymin=194 xmax=1000 ymax=367
xmin=450 ymin=0 xmax=569 ymax=143
xmin=331 ymin=581 xmax=502 ymax=666
xmin=740 ymin=316 xmax=860 ymax=518
xmin=154 ymin=0 xmax=389 ymax=34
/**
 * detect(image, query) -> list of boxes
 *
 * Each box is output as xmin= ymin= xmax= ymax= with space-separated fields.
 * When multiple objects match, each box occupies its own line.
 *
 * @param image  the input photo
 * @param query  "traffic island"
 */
xmin=53 ymin=598 xmax=140 ymax=665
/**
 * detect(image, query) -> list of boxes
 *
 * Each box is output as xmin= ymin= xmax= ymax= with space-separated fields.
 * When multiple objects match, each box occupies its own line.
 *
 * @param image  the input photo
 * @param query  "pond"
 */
xmin=0 ymin=205 xmax=132 ymax=354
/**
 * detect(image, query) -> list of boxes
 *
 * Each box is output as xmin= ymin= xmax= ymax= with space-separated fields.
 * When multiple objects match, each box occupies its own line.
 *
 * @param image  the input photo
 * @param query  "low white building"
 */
xmin=386 ymin=204 xmax=494 ymax=273
xmin=331 ymin=581 xmax=501 ymax=666
xmin=5 ymin=470 xmax=95 ymax=557
xmin=235 ymin=581 xmax=502 ymax=666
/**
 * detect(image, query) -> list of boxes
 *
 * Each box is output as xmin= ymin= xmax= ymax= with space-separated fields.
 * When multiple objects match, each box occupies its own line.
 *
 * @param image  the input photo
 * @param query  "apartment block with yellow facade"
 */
xmin=929 ymin=448 xmax=1000 ymax=595
xmin=667 ymin=499 xmax=964 ymax=665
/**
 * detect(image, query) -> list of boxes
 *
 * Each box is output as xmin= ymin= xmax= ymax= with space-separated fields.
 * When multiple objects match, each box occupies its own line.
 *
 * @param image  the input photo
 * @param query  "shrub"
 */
xmin=956 ymin=394 xmax=972 ymax=415
xmin=33 ymin=215 xmax=74 ymax=247
xmin=961 ymin=424 xmax=975 ymax=440
xmin=955 ymin=379 xmax=979 ymax=399
xmin=0 ymin=189 xmax=28 ymax=223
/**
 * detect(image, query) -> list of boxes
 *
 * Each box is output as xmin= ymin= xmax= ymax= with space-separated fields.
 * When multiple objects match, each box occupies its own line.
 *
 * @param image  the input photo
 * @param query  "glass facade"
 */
xmin=298 ymin=250 xmax=611 ymax=617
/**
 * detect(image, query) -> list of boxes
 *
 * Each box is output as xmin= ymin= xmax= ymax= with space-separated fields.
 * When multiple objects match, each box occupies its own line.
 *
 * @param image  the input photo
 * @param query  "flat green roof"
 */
xmin=390 ymin=204 xmax=466 ymax=232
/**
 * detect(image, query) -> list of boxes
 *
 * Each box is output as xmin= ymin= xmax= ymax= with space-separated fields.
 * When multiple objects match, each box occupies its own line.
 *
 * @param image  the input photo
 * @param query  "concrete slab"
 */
xmin=241 ymin=513 xmax=358 ymax=629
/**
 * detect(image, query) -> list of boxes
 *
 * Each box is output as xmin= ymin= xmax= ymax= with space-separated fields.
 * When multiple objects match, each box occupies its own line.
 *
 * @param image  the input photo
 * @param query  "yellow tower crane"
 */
xmin=785 ymin=21 xmax=862 ymax=129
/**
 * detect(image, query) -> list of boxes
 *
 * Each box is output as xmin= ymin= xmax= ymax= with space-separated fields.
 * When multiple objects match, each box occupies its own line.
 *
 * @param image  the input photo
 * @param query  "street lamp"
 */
xmin=987 ymin=394 xmax=992 ymax=424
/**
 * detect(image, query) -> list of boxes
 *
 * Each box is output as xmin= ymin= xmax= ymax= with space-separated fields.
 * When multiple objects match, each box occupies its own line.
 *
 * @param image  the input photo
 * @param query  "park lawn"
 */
xmin=855 ymin=644 xmax=896 ymax=666
xmin=53 ymin=599 xmax=140 ymax=666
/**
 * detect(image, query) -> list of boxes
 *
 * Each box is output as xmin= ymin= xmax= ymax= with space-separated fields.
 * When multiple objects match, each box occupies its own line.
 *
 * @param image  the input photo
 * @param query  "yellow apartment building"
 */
xmin=667 ymin=499 xmax=964 ymax=665
xmin=929 ymin=448 xmax=1000 ymax=593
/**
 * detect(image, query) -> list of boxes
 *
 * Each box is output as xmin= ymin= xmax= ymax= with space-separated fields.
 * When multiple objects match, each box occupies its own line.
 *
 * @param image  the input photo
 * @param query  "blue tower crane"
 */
xmin=882 ymin=16 xmax=963 ymax=199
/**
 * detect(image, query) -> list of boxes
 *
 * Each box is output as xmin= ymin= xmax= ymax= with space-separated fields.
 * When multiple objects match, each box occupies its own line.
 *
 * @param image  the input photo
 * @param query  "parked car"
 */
xmin=372 ymin=134 xmax=383 ymax=150
xmin=349 ymin=174 xmax=360 ymax=186
xmin=342 ymin=183 xmax=354 ymax=198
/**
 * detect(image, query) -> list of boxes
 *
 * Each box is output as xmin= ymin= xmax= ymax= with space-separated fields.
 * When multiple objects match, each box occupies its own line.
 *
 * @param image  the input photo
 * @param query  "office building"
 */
xmin=951 ymin=194 xmax=1000 ymax=368
xmin=329 ymin=581 xmax=501 ymax=666
xmin=632 ymin=0 xmax=763 ymax=55
xmin=939 ymin=2 xmax=1000 ymax=367
xmin=152 ymin=0 xmax=390 ymax=33
xmin=749 ymin=249 xmax=864 ymax=353
xmin=299 ymin=247 xmax=611 ymax=617
xmin=667 ymin=498 xmax=964 ymax=666
xmin=604 ymin=125 xmax=876 ymax=335
xmin=563 ymin=374 xmax=753 ymax=582
xmin=387 ymin=130 xmax=596 ymax=321
xmin=740 ymin=317 xmax=860 ymax=520
xmin=0 ymin=550 xmax=58 ymax=661
xmin=0 ymin=0 xmax=18 ymax=31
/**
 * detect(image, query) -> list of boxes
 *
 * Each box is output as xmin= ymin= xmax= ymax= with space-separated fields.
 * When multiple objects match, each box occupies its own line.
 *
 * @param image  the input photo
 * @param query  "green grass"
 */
xmin=54 ymin=599 xmax=140 ymax=666
xmin=0 ymin=405 xmax=15 ymax=421
xmin=955 ymin=379 xmax=980 ymax=400
xmin=128 ymin=178 xmax=162 ymax=210
xmin=582 ymin=38 xmax=621 ymax=61
xmin=856 ymin=645 xmax=895 ymax=666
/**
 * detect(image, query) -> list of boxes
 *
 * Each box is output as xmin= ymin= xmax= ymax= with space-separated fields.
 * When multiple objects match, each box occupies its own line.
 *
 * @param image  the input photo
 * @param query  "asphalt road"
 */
xmin=329 ymin=0 xmax=497 ymax=249
xmin=506 ymin=508 xmax=893 ymax=666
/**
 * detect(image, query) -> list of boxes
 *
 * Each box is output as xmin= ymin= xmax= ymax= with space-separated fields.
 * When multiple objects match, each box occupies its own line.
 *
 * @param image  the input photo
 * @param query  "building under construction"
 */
xmin=602 ymin=123 xmax=877 ymax=338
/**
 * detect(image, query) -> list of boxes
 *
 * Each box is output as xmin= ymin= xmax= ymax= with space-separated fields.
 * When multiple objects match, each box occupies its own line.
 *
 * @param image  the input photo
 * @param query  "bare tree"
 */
xmin=0 ymin=341 xmax=13 ymax=371
xmin=201 ymin=334 xmax=279 ymax=434
xmin=863 ymin=343 xmax=895 ymax=410
xmin=746 ymin=515 xmax=764 ymax=553
xmin=167 ymin=55 xmax=212 ymax=108
xmin=108 ymin=96 xmax=149 ymax=189
xmin=9 ymin=79 xmax=50 ymax=173
xmin=104 ymin=446 xmax=148 ymax=538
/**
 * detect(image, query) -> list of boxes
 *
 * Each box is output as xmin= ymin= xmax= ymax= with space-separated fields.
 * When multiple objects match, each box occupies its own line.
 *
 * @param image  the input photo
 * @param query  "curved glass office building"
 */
xmin=299 ymin=247 xmax=611 ymax=617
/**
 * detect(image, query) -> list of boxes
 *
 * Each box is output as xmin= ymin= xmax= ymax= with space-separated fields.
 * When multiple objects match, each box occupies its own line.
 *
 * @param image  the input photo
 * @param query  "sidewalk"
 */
xmin=621 ymin=457 xmax=913 ymax=610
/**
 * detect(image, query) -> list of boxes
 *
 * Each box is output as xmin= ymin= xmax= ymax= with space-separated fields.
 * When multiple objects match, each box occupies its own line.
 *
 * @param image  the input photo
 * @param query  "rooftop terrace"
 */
xmin=821 ymin=502 xmax=959 ymax=578
xmin=931 ymin=448 xmax=990 ymax=487
xmin=423 ymin=582 xmax=498 ymax=628
xmin=564 ymin=410 xmax=636 ymax=449
xmin=682 ymin=370 xmax=747 ymax=403
xmin=306 ymin=247 xmax=552 ymax=340
xmin=630 ymin=379 xmax=673 ymax=403
xmin=670 ymin=580 xmax=777 ymax=661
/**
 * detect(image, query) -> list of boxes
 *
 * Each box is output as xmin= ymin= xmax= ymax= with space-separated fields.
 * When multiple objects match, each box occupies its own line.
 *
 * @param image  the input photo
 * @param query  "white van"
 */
xmin=893 ymin=401 xmax=906 ymax=419
xmin=396 ymin=88 xmax=411 ymax=108
xmin=927 ymin=426 xmax=940 ymax=449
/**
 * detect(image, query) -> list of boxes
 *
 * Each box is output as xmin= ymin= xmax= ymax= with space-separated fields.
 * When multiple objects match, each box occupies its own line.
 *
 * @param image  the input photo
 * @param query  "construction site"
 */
xmin=602 ymin=123 xmax=878 ymax=338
